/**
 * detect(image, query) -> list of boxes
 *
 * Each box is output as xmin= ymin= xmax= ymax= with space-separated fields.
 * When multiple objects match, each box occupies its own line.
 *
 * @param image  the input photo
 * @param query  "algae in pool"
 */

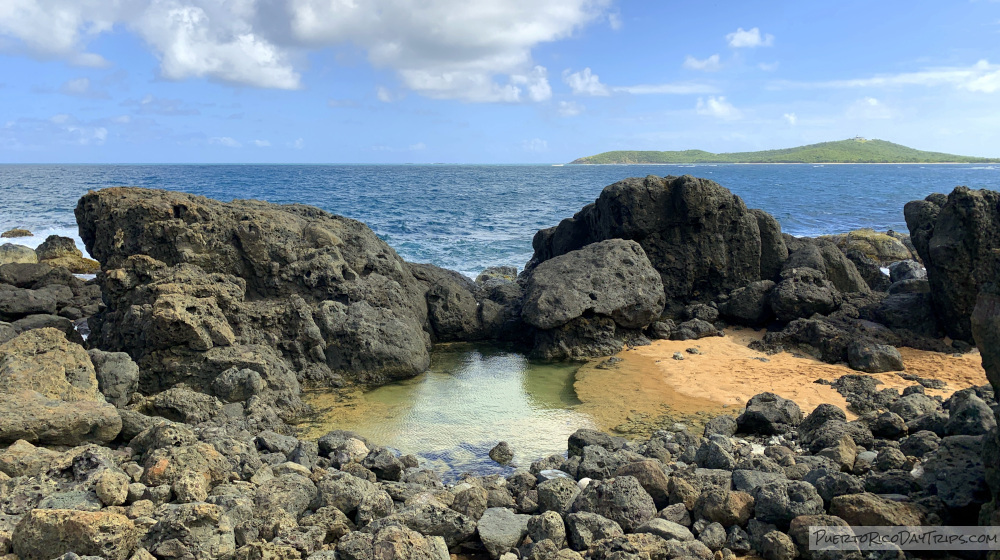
xmin=299 ymin=343 xmax=595 ymax=477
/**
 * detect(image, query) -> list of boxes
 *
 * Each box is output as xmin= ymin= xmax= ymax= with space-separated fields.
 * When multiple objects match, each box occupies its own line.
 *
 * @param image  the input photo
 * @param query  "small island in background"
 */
xmin=570 ymin=137 xmax=1000 ymax=164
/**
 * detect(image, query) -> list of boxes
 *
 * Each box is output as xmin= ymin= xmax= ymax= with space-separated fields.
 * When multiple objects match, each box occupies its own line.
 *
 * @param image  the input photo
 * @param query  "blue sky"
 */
xmin=1 ymin=0 xmax=998 ymax=163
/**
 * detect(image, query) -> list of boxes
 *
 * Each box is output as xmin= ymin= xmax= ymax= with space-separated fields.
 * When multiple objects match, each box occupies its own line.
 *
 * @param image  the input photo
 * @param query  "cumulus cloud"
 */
xmin=557 ymin=100 xmax=584 ymax=116
xmin=683 ymin=54 xmax=721 ymax=72
xmin=783 ymin=112 xmax=797 ymax=125
xmin=726 ymin=27 xmax=774 ymax=48
xmin=758 ymin=62 xmax=780 ymax=72
xmin=696 ymin=96 xmax=742 ymax=120
xmin=253 ymin=139 xmax=270 ymax=147
xmin=1 ymin=113 xmax=109 ymax=149
xmin=563 ymin=67 xmax=610 ymax=96
xmin=608 ymin=12 xmax=623 ymax=30
xmin=0 ymin=0 xmax=609 ymax=100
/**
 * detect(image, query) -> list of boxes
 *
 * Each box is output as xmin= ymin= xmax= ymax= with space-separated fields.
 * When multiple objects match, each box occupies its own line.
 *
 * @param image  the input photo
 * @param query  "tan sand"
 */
xmin=573 ymin=328 xmax=988 ymax=431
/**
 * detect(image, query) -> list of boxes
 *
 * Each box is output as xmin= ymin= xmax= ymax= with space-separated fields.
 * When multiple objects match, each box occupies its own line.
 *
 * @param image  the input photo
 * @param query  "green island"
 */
xmin=570 ymin=137 xmax=1000 ymax=164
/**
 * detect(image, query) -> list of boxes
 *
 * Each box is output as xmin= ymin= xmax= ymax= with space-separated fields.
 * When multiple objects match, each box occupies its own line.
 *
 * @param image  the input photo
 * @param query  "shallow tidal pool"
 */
xmin=298 ymin=343 xmax=597 ymax=478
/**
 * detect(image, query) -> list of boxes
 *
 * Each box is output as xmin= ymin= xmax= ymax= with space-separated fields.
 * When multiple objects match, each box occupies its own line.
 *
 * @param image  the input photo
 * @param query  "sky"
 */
xmin=0 ymin=0 xmax=998 ymax=163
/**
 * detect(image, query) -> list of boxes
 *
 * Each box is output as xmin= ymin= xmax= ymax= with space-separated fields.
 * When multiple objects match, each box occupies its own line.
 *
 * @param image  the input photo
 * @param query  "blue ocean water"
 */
xmin=1 ymin=163 xmax=999 ymax=277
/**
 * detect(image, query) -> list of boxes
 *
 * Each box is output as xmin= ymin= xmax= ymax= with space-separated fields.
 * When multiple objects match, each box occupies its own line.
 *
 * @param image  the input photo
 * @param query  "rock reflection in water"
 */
xmin=300 ymin=343 xmax=594 ymax=479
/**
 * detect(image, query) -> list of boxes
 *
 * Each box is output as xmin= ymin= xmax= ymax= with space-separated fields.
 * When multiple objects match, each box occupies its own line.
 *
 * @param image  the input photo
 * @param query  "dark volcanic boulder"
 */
xmin=721 ymin=280 xmax=775 ymax=326
xmin=523 ymin=239 xmax=664 ymax=331
xmin=75 ymin=188 xmax=442 ymax=412
xmin=846 ymin=340 xmax=903 ymax=373
xmin=737 ymin=393 xmax=803 ymax=435
xmin=904 ymin=187 xmax=1000 ymax=341
xmin=526 ymin=175 xmax=786 ymax=314
xmin=769 ymin=268 xmax=842 ymax=322
xmin=523 ymin=239 xmax=664 ymax=359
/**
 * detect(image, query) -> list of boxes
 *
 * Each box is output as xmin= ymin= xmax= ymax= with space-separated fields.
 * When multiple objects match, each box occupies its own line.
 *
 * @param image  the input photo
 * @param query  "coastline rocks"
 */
xmin=13 ymin=509 xmax=139 ymax=560
xmin=737 ymin=393 xmax=803 ymax=435
xmin=36 ymin=235 xmax=100 ymax=274
xmin=846 ymin=340 xmax=903 ymax=373
xmin=0 ymin=243 xmax=37 ymax=265
xmin=523 ymin=239 xmax=664 ymax=359
xmin=76 ymin=187 xmax=434 ymax=397
xmin=1 ymin=228 xmax=32 ymax=238
xmin=0 ymin=390 xmax=122 ymax=445
xmin=0 ymin=328 xmax=100 ymax=401
xmin=904 ymin=187 xmax=1000 ymax=341
xmin=829 ymin=229 xmax=913 ymax=265
xmin=526 ymin=175 xmax=786 ymax=315
xmin=769 ymin=268 xmax=842 ymax=322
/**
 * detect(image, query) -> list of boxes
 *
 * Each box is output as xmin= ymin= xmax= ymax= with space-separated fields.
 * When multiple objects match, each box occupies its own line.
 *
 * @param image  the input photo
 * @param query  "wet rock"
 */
xmin=737 ymin=392 xmax=803 ymax=435
xmin=1 ymin=228 xmax=31 ymax=238
xmin=570 ymin=476 xmax=656 ymax=532
xmin=13 ymin=509 xmax=139 ymax=560
xmin=490 ymin=441 xmax=514 ymax=465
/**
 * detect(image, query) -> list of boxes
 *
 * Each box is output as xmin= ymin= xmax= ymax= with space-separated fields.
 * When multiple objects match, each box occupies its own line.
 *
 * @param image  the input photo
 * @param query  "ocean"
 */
xmin=2 ymin=163 xmax=999 ymax=278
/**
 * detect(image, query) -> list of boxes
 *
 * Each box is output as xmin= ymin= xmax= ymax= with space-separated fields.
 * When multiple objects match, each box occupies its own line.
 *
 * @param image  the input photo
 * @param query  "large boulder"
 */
xmin=829 ymin=229 xmax=913 ymax=265
xmin=0 ymin=243 xmax=37 ymax=265
xmin=904 ymin=187 xmax=1000 ymax=341
xmin=13 ymin=509 xmax=139 ymax=560
xmin=0 ymin=328 xmax=100 ymax=401
xmin=769 ymin=268 xmax=842 ymax=322
xmin=526 ymin=175 xmax=786 ymax=315
xmin=523 ymin=239 xmax=664 ymax=358
xmin=570 ymin=476 xmax=657 ymax=532
xmin=0 ymin=389 xmax=122 ymax=445
xmin=74 ymin=188 xmax=453 ymax=411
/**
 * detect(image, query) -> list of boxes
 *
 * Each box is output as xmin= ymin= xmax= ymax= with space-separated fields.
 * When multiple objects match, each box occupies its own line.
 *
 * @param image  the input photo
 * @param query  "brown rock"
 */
xmin=0 ymin=390 xmax=122 ymax=445
xmin=829 ymin=493 xmax=925 ymax=526
xmin=12 ymin=509 xmax=139 ymax=560
xmin=0 ymin=328 xmax=101 ymax=401
xmin=694 ymin=488 xmax=755 ymax=527
xmin=141 ymin=442 xmax=231 ymax=489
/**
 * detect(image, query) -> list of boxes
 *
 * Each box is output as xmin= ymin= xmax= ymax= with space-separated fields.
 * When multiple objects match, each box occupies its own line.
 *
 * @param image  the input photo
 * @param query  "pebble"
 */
xmin=673 ymin=352 xmax=685 ymax=360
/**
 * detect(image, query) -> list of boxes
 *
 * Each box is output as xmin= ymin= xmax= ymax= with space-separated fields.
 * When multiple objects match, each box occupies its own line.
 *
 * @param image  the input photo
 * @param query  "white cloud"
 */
xmin=847 ymin=97 xmax=893 ymax=119
xmin=291 ymin=137 xmax=304 ymax=149
xmin=758 ymin=62 xmax=780 ymax=72
xmin=778 ymin=59 xmax=1000 ymax=93
xmin=522 ymin=138 xmax=548 ymax=152
xmin=683 ymin=54 xmax=721 ymax=72
xmin=608 ymin=12 xmax=623 ymax=30
xmin=726 ymin=27 xmax=774 ymax=48
xmin=210 ymin=136 xmax=242 ymax=148
xmin=613 ymin=82 xmax=719 ymax=95
xmin=409 ymin=142 xmax=426 ymax=151
xmin=783 ymin=112 xmax=797 ymax=125
xmin=253 ymin=139 xmax=270 ymax=147
xmin=376 ymin=86 xmax=396 ymax=103
xmin=123 ymin=95 xmax=200 ymax=116
xmin=0 ymin=0 xmax=610 ymax=100
xmin=58 ymin=77 xmax=109 ymax=98
xmin=563 ymin=67 xmax=609 ymax=96
xmin=557 ymin=100 xmax=584 ymax=116
xmin=50 ymin=114 xmax=71 ymax=124
xmin=696 ymin=96 xmax=742 ymax=120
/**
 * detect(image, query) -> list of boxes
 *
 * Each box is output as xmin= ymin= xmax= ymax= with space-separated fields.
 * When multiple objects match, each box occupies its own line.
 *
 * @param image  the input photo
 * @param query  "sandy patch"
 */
xmin=574 ymin=328 xmax=988 ymax=431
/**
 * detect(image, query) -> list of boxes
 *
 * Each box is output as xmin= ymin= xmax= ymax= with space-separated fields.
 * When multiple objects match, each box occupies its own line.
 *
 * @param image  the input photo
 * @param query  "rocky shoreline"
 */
xmin=0 ymin=175 xmax=997 ymax=559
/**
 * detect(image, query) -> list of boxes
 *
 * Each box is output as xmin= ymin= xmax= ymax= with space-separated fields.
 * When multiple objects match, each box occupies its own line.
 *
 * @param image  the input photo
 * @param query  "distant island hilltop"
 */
xmin=570 ymin=138 xmax=1000 ymax=164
